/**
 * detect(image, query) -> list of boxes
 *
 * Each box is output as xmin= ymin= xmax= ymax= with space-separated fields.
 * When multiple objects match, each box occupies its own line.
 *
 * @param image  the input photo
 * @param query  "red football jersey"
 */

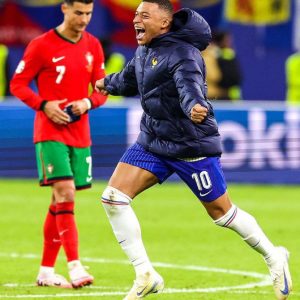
xmin=10 ymin=29 xmax=107 ymax=147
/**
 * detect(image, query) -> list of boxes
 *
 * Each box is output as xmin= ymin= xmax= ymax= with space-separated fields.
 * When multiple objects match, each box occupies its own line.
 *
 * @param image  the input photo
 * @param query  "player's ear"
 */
xmin=161 ymin=18 xmax=171 ymax=29
xmin=61 ymin=3 xmax=68 ymax=14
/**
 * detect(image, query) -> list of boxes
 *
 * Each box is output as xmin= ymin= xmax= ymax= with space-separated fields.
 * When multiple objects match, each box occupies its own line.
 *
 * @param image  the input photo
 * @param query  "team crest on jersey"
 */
xmin=85 ymin=52 xmax=94 ymax=72
xmin=47 ymin=164 xmax=54 ymax=174
xmin=151 ymin=57 xmax=158 ymax=68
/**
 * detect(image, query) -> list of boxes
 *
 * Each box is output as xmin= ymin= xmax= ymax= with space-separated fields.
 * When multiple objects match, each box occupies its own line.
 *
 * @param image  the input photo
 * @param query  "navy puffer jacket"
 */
xmin=105 ymin=8 xmax=222 ymax=158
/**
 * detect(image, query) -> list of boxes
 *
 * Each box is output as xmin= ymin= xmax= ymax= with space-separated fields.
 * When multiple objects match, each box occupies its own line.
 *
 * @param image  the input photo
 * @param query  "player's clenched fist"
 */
xmin=190 ymin=103 xmax=208 ymax=124
xmin=95 ymin=78 xmax=109 ymax=96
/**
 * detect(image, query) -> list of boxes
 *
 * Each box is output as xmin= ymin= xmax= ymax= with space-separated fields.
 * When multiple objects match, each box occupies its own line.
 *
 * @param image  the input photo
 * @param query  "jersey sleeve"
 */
xmin=88 ymin=39 xmax=108 ymax=108
xmin=10 ymin=39 xmax=45 ymax=110
xmin=104 ymin=57 xmax=138 ymax=96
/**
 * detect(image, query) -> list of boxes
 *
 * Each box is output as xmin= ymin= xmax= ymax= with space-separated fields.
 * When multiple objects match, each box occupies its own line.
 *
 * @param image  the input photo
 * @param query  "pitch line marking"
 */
xmin=0 ymin=252 xmax=272 ymax=298
xmin=0 ymin=252 xmax=269 ymax=279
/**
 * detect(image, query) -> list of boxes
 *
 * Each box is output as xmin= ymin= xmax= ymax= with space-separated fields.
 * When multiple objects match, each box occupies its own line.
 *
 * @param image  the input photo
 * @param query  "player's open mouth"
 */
xmin=135 ymin=28 xmax=145 ymax=40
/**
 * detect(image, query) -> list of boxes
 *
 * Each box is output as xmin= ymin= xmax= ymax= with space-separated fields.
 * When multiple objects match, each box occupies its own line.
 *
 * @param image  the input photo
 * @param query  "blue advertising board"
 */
xmin=215 ymin=105 xmax=300 ymax=183
xmin=0 ymin=100 xmax=299 ymax=184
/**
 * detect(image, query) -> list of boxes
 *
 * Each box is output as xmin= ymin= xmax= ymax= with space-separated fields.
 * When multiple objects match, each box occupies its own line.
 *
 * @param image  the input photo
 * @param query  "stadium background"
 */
xmin=0 ymin=0 xmax=300 ymax=185
xmin=0 ymin=1 xmax=299 ymax=299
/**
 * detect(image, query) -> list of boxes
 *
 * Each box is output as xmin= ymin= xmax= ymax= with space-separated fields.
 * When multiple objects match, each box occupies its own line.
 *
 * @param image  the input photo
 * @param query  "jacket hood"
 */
xmin=168 ymin=8 xmax=211 ymax=51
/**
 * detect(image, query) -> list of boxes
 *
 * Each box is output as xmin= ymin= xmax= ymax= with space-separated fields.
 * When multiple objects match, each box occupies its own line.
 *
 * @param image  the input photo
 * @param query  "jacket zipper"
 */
xmin=141 ymin=46 xmax=149 ymax=114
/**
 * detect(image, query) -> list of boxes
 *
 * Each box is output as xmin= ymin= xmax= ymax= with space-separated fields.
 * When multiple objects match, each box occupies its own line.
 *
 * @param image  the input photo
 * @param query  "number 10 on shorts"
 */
xmin=192 ymin=171 xmax=212 ymax=191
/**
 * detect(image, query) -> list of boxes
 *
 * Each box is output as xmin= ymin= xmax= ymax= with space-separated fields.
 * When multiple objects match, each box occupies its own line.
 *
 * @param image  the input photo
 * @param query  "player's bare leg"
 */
xmin=202 ymin=192 xmax=292 ymax=300
xmin=101 ymin=163 xmax=164 ymax=299
xmin=107 ymin=162 xmax=159 ymax=198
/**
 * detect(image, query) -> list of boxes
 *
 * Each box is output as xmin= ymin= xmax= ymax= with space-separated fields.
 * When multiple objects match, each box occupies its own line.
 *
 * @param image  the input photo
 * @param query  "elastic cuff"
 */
xmin=83 ymin=98 xmax=92 ymax=110
xmin=40 ymin=100 xmax=48 ymax=111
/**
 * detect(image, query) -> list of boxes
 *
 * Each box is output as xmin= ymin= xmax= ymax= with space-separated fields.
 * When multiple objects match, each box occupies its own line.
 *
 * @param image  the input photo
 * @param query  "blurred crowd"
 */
xmin=1 ymin=0 xmax=300 ymax=104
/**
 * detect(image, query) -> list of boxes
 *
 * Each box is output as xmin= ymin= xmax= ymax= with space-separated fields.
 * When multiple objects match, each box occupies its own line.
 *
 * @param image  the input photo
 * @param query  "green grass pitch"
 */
xmin=0 ymin=179 xmax=299 ymax=300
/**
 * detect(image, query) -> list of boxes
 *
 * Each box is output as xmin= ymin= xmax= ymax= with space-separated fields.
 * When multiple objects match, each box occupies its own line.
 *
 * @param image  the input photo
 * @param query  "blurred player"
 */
xmin=95 ymin=0 xmax=292 ymax=299
xmin=10 ymin=0 xmax=107 ymax=289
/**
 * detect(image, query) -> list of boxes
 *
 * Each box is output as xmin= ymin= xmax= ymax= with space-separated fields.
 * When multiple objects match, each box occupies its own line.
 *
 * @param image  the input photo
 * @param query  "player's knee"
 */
xmin=54 ymin=181 xmax=75 ymax=203
xmin=101 ymin=186 xmax=132 ymax=215
xmin=214 ymin=204 xmax=237 ymax=227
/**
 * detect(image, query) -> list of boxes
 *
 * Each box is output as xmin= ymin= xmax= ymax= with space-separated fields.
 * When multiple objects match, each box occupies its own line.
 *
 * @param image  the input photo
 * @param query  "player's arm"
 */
xmin=10 ymin=40 xmax=70 ymax=124
xmin=169 ymin=46 xmax=208 ymax=123
xmin=65 ymin=40 xmax=109 ymax=118
xmin=87 ymin=40 xmax=108 ymax=109
xmin=10 ymin=40 xmax=47 ymax=111
xmin=95 ymin=56 xmax=138 ymax=97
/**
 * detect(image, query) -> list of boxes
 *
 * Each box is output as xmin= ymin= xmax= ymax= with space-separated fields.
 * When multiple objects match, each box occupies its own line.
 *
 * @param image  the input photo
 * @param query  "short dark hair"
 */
xmin=142 ymin=0 xmax=174 ymax=14
xmin=64 ymin=0 xmax=94 ymax=4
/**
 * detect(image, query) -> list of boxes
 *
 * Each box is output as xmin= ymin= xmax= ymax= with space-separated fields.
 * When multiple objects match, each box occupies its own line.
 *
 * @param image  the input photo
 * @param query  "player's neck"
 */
xmin=56 ymin=24 xmax=82 ymax=43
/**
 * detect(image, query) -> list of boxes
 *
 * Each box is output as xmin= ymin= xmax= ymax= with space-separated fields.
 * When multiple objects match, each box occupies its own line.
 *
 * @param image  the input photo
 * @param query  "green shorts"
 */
xmin=35 ymin=141 xmax=92 ymax=190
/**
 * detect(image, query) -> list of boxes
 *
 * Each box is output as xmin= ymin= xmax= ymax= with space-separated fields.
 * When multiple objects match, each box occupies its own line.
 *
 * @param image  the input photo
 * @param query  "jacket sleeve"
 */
xmin=89 ymin=39 xmax=108 ymax=108
xmin=10 ymin=40 xmax=45 ymax=110
xmin=168 ymin=46 xmax=208 ymax=118
xmin=104 ymin=57 xmax=138 ymax=97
